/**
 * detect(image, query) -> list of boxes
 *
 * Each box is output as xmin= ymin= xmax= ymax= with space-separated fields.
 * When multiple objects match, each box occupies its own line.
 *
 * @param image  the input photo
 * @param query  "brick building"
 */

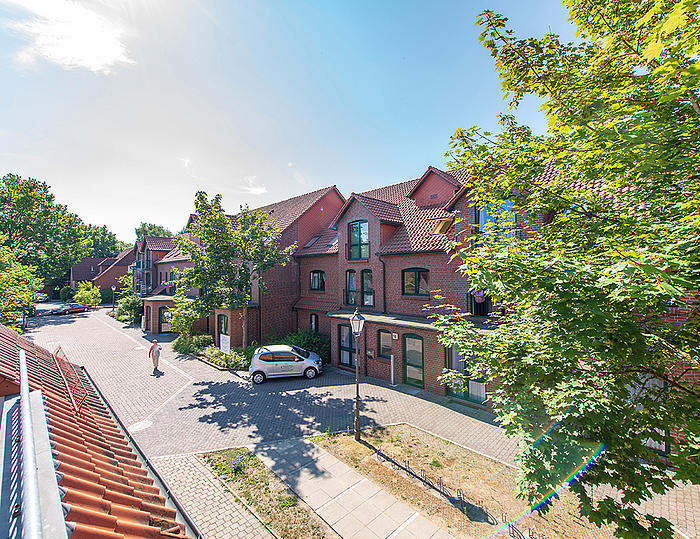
xmin=91 ymin=247 xmax=136 ymax=291
xmin=295 ymin=166 xmax=496 ymax=403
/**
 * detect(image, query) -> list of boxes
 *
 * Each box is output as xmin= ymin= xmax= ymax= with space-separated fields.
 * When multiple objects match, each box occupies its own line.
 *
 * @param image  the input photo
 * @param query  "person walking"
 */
xmin=149 ymin=339 xmax=162 ymax=374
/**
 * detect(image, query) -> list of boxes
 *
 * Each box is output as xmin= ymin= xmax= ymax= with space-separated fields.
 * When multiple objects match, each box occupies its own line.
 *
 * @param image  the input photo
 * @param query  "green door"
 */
xmin=403 ymin=334 xmax=424 ymax=388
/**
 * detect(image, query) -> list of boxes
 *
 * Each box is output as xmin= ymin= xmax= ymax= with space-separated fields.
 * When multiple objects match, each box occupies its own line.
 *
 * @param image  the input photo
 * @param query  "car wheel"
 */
xmin=252 ymin=372 xmax=266 ymax=384
xmin=304 ymin=367 xmax=317 ymax=379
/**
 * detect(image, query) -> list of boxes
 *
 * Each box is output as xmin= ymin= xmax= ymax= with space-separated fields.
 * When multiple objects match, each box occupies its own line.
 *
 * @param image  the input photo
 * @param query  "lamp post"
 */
xmin=111 ymin=285 xmax=116 ymax=313
xmin=349 ymin=308 xmax=365 ymax=441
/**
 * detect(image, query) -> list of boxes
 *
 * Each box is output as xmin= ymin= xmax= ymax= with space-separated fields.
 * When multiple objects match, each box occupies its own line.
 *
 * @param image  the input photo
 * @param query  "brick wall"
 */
xmin=410 ymin=171 xmax=459 ymax=207
xmin=214 ymin=307 xmax=261 ymax=348
xmin=335 ymin=204 xmax=385 ymax=312
xmin=298 ymin=254 xmax=339 ymax=300
xmin=329 ymin=318 xmax=448 ymax=395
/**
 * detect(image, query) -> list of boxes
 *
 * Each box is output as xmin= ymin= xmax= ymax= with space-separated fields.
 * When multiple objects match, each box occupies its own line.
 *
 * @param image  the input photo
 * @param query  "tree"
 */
xmin=83 ymin=224 xmax=130 ymax=257
xmin=115 ymin=272 xmax=143 ymax=323
xmin=171 ymin=192 xmax=295 ymax=344
xmin=135 ymin=222 xmax=172 ymax=240
xmin=73 ymin=281 xmax=102 ymax=306
xmin=0 ymin=244 xmax=41 ymax=325
xmin=0 ymin=174 xmax=90 ymax=283
xmin=436 ymin=2 xmax=699 ymax=537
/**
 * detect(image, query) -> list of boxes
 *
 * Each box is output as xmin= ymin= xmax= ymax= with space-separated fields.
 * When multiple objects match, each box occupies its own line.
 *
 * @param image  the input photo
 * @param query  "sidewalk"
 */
xmin=152 ymin=453 xmax=272 ymax=539
xmin=254 ymin=438 xmax=454 ymax=539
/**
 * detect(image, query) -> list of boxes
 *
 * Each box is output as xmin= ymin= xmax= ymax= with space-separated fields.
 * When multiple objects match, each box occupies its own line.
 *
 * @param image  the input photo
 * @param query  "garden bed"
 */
xmin=310 ymin=424 xmax=616 ymax=539
xmin=204 ymin=448 xmax=338 ymax=539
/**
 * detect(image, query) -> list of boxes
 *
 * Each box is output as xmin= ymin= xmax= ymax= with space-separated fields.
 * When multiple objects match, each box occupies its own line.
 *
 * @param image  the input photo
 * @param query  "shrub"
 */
xmin=116 ymin=294 xmax=143 ymax=324
xmin=202 ymin=344 xmax=256 ymax=370
xmin=60 ymin=286 xmax=75 ymax=302
xmin=100 ymin=288 xmax=119 ymax=305
xmin=73 ymin=281 xmax=101 ymax=306
xmin=280 ymin=330 xmax=330 ymax=363
xmin=173 ymin=333 xmax=214 ymax=355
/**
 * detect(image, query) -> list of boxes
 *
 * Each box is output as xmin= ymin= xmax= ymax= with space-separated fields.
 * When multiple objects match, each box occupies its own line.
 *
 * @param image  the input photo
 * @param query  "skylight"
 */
xmin=327 ymin=237 xmax=339 ymax=247
xmin=303 ymin=235 xmax=321 ymax=248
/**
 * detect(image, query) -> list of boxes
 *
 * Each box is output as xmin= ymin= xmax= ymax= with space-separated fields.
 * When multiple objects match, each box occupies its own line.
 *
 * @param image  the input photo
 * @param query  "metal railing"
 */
xmin=19 ymin=350 xmax=43 ymax=539
xmin=52 ymin=346 xmax=89 ymax=414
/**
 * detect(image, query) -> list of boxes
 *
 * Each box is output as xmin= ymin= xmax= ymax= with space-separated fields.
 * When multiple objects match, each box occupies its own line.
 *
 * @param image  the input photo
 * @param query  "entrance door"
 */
xmin=158 ymin=306 xmax=172 ymax=333
xmin=338 ymin=325 xmax=355 ymax=367
xmin=446 ymin=346 xmax=487 ymax=404
xmin=144 ymin=306 xmax=151 ymax=333
xmin=403 ymin=334 xmax=424 ymax=388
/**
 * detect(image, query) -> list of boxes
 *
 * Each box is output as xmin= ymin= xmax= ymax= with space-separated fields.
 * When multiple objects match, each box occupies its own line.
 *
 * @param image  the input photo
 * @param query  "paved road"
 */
xmin=25 ymin=306 xmax=698 ymax=538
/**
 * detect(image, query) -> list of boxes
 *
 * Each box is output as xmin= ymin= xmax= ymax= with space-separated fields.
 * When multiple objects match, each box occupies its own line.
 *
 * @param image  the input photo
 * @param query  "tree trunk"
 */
xmin=242 ymin=304 xmax=248 ymax=348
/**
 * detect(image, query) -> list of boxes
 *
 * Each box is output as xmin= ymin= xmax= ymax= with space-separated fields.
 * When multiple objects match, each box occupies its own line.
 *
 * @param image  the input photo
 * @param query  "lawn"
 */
xmin=311 ymin=424 xmax=616 ymax=539
xmin=204 ymin=448 xmax=338 ymax=539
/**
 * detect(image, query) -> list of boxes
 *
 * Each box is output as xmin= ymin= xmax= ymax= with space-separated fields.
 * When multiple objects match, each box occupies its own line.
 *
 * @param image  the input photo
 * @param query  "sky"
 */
xmin=0 ymin=0 xmax=576 ymax=242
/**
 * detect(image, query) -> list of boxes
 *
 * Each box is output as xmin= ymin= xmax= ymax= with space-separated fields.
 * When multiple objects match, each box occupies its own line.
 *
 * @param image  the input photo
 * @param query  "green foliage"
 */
xmin=60 ymin=285 xmax=75 ymax=302
xmin=0 ymin=244 xmax=41 ymax=326
xmin=437 ymin=3 xmax=700 ymax=537
xmin=172 ymin=333 xmax=214 ymax=355
xmin=171 ymin=193 xmax=296 ymax=340
xmin=135 ymin=222 xmax=172 ymax=240
xmin=100 ymin=288 xmax=117 ymax=305
xmin=202 ymin=345 xmax=255 ymax=370
xmin=73 ymin=281 xmax=101 ymax=306
xmin=279 ymin=330 xmax=330 ymax=363
xmin=116 ymin=291 xmax=143 ymax=324
xmin=83 ymin=224 xmax=129 ymax=257
xmin=0 ymin=174 xmax=90 ymax=283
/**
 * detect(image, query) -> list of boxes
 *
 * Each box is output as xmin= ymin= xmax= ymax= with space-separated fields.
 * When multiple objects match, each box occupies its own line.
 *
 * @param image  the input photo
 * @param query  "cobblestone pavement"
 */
xmin=255 ymin=438 xmax=453 ymax=539
xmin=153 ymin=453 xmax=272 ymax=539
xmin=25 ymin=307 xmax=699 ymax=538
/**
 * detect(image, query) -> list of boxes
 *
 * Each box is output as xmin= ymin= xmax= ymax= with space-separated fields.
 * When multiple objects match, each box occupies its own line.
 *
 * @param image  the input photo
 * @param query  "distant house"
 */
xmin=69 ymin=257 xmax=106 ymax=287
xmin=140 ymin=186 xmax=346 ymax=340
xmin=132 ymin=236 xmax=177 ymax=296
xmin=92 ymin=247 xmax=136 ymax=291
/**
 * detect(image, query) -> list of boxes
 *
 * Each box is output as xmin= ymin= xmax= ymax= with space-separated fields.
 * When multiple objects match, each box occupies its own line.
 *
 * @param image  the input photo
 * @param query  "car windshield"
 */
xmin=291 ymin=346 xmax=310 ymax=358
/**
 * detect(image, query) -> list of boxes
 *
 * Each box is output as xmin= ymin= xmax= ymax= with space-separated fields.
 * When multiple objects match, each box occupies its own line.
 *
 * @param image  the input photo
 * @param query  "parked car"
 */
xmin=249 ymin=344 xmax=322 ymax=384
xmin=51 ymin=303 xmax=91 ymax=315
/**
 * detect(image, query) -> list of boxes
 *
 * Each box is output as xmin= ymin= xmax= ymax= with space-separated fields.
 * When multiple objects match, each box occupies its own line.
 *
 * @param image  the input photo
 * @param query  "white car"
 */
xmin=248 ymin=344 xmax=323 ymax=384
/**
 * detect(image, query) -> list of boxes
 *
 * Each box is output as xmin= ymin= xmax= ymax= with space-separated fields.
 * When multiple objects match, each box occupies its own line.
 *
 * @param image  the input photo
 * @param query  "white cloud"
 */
xmin=293 ymin=171 xmax=307 ymax=185
xmin=5 ymin=0 xmax=134 ymax=74
xmin=180 ymin=157 xmax=191 ymax=168
xmin=287 ymin=162 xmax=293 ymax=167
xmin=239 ymin=175 xmax=267 ymax=196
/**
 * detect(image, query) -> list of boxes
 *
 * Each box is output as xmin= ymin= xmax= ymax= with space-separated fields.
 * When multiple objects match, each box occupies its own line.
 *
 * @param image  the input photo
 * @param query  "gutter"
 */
xmin=379 ymin=255 xmax=387 ymax=314
xmin=80 ymin=367 xmax=205 ymax=539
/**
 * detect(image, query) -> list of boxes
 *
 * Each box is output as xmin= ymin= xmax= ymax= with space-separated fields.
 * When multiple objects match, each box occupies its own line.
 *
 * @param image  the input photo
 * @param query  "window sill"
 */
xmin=401 ymin=294 xmax=430 ymax=299
xmin=309 ymin=289 xmax=326 ymax=293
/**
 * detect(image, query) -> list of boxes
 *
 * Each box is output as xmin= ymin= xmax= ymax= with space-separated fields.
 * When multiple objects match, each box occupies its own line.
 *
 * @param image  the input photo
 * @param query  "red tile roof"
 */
xmin=0 ymin=325 xmax=193 ymax=539
xmin=71 ymin=258 xmax=108 ymax=282
xmin=293 ymin=297 xmax=341 ymax=312
xmin=141 ymin=237 xmax=176 ymax=252
xmin=156 ymin=247 xmax=189 ymax=264
xmin=294 ymin=228 xmax=339 ymax=257
xmin=188 ymin=186 xmax=344 ymax=236
xmin=345 ymin=167 xmax=472 ymax=255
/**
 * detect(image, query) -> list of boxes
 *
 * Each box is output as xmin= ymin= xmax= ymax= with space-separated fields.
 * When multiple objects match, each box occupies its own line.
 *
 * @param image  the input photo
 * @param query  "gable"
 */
xmin=409 ymin=171 xmax=461 ymax=207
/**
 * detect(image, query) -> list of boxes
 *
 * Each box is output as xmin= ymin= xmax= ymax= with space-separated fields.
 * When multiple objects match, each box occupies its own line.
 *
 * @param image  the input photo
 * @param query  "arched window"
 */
xmin=310 ymin=270 xmax=325 ymax=291
xmin=310 ymin=313 xmax=319 ymax=332
xmin=345 ymin=270 xmax=356 ymax=305
xmin=402 ymin=268 xmax=429 ymax=296
xmin=361 ymin=269 xmax=374 ymax=307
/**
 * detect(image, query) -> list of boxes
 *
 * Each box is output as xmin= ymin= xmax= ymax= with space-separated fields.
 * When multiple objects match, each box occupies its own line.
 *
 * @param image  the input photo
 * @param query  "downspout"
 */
xmin=379 ymin=255 xmax=387 ymax=314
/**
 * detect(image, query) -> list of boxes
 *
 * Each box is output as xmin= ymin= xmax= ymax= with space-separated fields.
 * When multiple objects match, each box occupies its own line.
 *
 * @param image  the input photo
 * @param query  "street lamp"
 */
xmin=350 ymin=308 xmax=365 ymax=441
xmin=111 ymin=285 xmax=116 ymax=313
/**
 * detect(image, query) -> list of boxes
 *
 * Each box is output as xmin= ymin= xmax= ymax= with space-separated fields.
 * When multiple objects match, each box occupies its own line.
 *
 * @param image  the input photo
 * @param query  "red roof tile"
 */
xmin=0 ymin=325 xmax=193 ymax=539
xmin=156 ymin=247 xmax=189 ymax=264
xmin=294 ymin=228 xmax=339 ymax=257
xmin=142 ymin=237 xmax=176 ymax=252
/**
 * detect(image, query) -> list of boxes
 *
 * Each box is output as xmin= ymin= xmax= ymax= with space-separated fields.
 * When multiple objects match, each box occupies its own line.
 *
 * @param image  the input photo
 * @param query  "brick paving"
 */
xmin=25 ymin=306 xmax=699 ymax=538
xmin=153 ymin=453 xmax=272 ymax=539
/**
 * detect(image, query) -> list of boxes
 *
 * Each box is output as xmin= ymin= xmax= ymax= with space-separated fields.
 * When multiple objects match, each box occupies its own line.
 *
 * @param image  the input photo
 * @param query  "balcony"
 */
xmin=344 ymin=242 xmax=370 ymax=260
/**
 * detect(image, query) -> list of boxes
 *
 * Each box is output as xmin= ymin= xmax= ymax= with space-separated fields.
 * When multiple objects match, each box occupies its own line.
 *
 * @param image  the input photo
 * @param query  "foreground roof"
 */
xmin=0 ymin=325 xmax=194 ymax=539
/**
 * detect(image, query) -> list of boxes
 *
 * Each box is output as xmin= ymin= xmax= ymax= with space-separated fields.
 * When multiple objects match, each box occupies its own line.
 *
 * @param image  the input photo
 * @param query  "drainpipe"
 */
xmin=379 ymin=255 xmax=387 ymax=314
